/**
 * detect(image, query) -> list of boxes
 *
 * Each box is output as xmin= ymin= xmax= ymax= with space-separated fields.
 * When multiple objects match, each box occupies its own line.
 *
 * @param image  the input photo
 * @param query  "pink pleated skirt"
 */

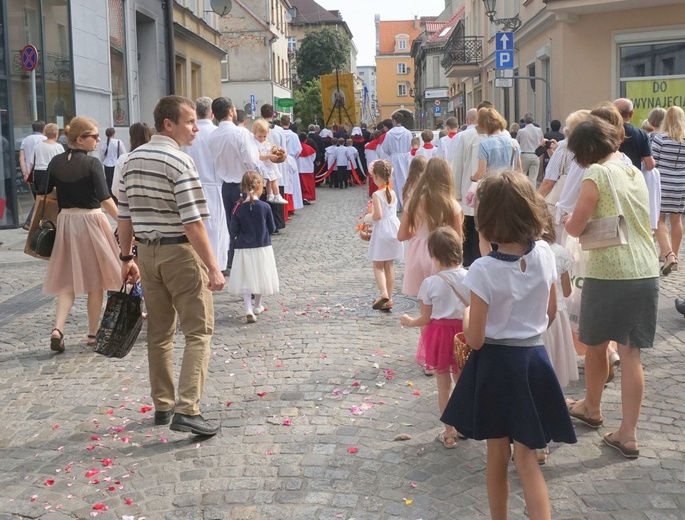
xmin=415 ymin=318 xmax=463 ymax=374
xmin=43 ymin=208 xmax=122 ymax=296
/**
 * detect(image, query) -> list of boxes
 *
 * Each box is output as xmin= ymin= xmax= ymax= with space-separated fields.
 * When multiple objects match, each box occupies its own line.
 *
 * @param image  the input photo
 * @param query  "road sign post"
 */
xmin=21 ymin=45 xmax=39 ymax=121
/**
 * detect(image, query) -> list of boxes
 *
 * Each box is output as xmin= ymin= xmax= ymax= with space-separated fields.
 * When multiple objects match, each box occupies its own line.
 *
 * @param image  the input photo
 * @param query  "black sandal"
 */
xmin=50 ymin=329 xmax=65 ymax=353
xmin=87 ymin=334 xmax=97 ymax=346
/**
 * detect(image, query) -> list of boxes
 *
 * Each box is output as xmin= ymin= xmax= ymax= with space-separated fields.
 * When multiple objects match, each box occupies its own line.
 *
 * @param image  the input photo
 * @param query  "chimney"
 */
xmin=414 ymin=15 xmax=418 ymax=30
xmin=375 ymin=14 xmax=380 ymax=55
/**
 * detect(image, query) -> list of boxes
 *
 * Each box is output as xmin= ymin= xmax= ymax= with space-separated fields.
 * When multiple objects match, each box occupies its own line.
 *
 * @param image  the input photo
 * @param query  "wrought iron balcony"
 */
xmin=441 ymin=36 xmax=483 ymax=77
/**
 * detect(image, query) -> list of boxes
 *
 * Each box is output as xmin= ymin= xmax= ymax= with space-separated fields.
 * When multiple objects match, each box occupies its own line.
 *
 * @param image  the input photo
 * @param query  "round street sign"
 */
xmin=20 ymin=45 xmax=38 ymax=72
xmin=434 ymin=99 xmax=441 ymax=106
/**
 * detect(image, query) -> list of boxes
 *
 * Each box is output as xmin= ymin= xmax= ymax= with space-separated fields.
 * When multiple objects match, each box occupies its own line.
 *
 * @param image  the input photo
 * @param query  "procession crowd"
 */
xmin=16 ymin=90 xmax=685 ymax=519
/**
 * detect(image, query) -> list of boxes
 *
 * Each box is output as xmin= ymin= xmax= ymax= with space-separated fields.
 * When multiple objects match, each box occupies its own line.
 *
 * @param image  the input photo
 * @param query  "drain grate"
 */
xmin=335 ymin=295 xmax=420 ymax=317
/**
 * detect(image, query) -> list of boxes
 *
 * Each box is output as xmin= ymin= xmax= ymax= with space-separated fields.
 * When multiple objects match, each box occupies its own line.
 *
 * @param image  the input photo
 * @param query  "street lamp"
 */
xmin=482 ymin=0 xmax=521 ymax=31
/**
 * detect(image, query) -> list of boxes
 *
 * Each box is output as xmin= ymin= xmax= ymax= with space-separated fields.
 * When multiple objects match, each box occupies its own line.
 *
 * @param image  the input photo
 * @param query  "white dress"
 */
xmin=367 ymin=191 xmax=403 ymax=262
xmin=541 ymin=243 xmax=579 ymax=388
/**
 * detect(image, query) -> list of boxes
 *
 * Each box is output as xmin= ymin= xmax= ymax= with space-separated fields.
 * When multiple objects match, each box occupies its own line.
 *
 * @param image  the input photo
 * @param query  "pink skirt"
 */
xmin=415 ymin=318 xmax=463 ymax=374
xmin=43 ymin=209 xmax=122 ymax=295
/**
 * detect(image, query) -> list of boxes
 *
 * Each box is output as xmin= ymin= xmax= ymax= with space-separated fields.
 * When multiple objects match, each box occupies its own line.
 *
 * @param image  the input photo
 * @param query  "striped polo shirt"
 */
xmin=118 ymin=135 xmax=209 ymax=240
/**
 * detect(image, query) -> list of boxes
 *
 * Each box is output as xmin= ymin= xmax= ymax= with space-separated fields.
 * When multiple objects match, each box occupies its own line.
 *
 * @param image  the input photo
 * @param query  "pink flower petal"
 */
xmin=124 ymin=498 xmax=133 ymax=505
xmin=91 ymin=435 xmax=101 ymax=441
xmin=45 ymin=479 xmax=55 ymax=486
xmin=106 ymin=409 xmax=114 ymax=415
xmin=85 ymin=469 xmax=99 ymax=478
xmin=347 ymin=447 xmax=358 ymax=453
xmin=52 ymin=424 xmax=59 ymax=430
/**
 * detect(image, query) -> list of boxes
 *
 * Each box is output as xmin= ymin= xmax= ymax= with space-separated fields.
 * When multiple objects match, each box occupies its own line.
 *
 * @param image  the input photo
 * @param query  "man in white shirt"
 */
xmin=19 ymin=120 xmax=47 ymax=229
xmin=516 ymin=113 xmax=544 ymax=186
xmin=208 ymin=97 xmax=262 ymax=268
xmin=381 ymin=113 xmax=412 ymax=209
xmin=437 ymin=116 xmax=460 ymax=165
xmin=281 ymin=115 xmax=304 ymax=210
xmin=182 ymin=97 xmax=228 ymax=272
xmin=451 ymin=108 xmax=483 ymax=266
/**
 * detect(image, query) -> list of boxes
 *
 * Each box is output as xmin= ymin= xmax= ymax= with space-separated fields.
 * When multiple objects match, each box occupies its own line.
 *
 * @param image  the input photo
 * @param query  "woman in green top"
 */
xmin=563 ymin=113 xmax=659 ymax=459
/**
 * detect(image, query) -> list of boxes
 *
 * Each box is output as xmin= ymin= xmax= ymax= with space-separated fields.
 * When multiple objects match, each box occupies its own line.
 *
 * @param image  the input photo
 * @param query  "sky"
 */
xmin=314 ymin=0 xmax=448 ymax=67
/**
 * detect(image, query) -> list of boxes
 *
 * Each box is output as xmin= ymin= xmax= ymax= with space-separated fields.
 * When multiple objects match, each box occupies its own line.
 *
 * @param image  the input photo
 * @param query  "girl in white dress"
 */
xmin=365 ymin=159 xmax=403 ymax=310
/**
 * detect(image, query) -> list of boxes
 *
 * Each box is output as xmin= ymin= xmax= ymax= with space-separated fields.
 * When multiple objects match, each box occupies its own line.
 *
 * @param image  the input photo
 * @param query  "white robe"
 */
xmin=381 ymin=126 xmax=412 ymax=209
xmin=182 ymin=119 xmax=228 ymax=270
xmin=283 ymin=129 xmax=303 ymax=209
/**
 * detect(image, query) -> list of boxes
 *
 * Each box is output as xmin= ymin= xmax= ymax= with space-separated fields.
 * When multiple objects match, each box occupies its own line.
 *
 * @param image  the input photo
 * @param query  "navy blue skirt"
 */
xmin=441 ymin=343 xmax=577 ymax=449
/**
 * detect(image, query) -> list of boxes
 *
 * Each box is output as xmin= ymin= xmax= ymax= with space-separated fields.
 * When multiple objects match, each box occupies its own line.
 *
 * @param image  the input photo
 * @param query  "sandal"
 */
xmin=537 ymin=447 xmax=549 ymax=465
xmin=372 ymin=296 xmax=390 ymax=310
xmin=567 ymin=399 xmax=603 ymax=428
xmin=87 ymin=334 xmax=97 ymax=346
xmin=50 ymin=329 xmax=65 ymax=353
xmin=437 ymin=431 xmax=457 ymax=449
xmin=380 ymin=300 xmax=393 ymax=311
xmin=661 ymin=252 xmax=677 ymax=276
xmin=603 ymin=431 xmax=639 ymax=458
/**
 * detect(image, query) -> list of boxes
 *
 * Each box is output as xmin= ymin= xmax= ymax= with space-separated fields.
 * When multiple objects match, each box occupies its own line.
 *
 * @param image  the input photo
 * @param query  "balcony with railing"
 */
xmin=441 ymin=36 xmax=483 ymax=78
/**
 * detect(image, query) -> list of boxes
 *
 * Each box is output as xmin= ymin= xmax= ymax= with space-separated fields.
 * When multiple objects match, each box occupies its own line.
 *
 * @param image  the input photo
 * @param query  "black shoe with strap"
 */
xmin=154 ymin=408 xmax=175 ymax=425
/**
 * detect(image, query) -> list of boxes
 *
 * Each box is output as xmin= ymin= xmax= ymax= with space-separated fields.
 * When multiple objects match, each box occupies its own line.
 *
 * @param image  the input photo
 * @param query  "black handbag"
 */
xmin=29 ymin=220 xmax=56 ymax=257
xmin=28 ymin=164 xmax=57 ymax=258
xmin=94 ymin=284 xmax=144 ymax=359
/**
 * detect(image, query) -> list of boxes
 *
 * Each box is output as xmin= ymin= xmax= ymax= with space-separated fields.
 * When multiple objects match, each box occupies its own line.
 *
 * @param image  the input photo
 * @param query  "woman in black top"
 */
xmin=42 ymin=117 xmax=121 ymax=353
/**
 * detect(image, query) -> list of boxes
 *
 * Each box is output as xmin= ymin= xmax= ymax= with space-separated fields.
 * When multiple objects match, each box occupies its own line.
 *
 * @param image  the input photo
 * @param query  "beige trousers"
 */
xmin=521 ymin=153 xmax=540 ymax=187
xmin=137 ymin=243 xmax=214 ymax=416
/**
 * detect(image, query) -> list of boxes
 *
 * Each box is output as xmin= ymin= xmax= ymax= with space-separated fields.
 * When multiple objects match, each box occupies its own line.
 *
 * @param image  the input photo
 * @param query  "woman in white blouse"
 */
xmin=99 ymin=127 xmax=126 ymax=197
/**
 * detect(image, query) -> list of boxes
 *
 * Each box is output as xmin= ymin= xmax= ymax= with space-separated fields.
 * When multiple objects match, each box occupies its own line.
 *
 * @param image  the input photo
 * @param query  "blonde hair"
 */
xmin=44 ymin=123 xmax=59 ymax=139
xmin=647 ymin=107 xmax=667 ymax=131
xmin=239 ymin=171 xmax=264 ymax=205
xmin=402 ymin=155 xmax=427 ymax=204
xmin=372 ymin=159 xmax=393 ymax=204
xmin=252 ymin=118 xmax=270 ymax=135
xmin=477 ymin=107 xmax=507 ymax=135
xmin=663 ymin=106 xmax=685 ymax=143
xmin=564 ymin=109 xmax=590 ymax=136
xmin=410 ymin=136 xmax=420 ymax=148
xmin=405 ymin=157 xmax=460 ymax=236
xmin=67 ymin=117 xmax=99 ymax=148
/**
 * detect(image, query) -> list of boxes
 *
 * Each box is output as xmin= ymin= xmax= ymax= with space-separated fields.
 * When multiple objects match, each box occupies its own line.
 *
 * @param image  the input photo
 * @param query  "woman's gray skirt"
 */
xmin=579 ymin=277 xmax=659 ymax=348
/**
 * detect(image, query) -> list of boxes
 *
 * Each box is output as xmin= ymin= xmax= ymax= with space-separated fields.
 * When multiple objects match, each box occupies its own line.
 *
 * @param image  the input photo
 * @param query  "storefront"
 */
xmin=1 ymin=0 xmax=74 ymax=228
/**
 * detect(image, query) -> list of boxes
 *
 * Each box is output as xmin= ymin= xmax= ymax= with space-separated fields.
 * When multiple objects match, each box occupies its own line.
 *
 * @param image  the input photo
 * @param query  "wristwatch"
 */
xmin=119 ymin=253 xmax=135 ymax=262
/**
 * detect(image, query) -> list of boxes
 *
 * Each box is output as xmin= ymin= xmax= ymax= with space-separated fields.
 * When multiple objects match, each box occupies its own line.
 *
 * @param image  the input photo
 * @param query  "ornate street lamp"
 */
xmin=482 ymin=0 xmax=521 ymax=31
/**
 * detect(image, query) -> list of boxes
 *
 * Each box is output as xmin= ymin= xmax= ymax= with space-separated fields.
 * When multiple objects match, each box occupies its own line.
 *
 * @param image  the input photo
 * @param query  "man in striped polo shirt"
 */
xmin=118 ymin=95 xmax=225 ymax=437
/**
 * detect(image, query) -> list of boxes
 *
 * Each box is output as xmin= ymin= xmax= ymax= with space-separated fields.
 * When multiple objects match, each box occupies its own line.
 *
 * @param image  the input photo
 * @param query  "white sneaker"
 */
xmin=253 ymin=305 xmax=265 ymax=315
xmin=267 ymin=194 xmax=275 ymax=202
xmin=246 ymin=310 xmax=256 ymax=323
xmin=272 ymin=194 xmax=289 ymax=204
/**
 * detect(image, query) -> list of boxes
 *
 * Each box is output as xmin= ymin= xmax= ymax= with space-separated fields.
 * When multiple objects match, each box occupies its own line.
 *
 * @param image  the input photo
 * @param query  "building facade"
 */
xmin=219 ymin=0 xmax=293 ymax=119
xmin=375 ymin=16 xmax=431 ymax=127
xmin=441 ymin=0 xmax=685 ymax=129
xmin=411 ymin=8 xmax=464 ymax=129
xmin=357 ymin=65 xmax=377 ymax=125
xmin=1 ymin=0 xmax=222 ymax=229
xmin=287 ymin=0 xmax=357 ymax=79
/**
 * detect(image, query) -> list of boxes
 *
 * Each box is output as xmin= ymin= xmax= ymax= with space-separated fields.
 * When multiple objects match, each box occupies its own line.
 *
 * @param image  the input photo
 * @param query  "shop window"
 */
xmin=109 ymin=0 xmax=129 ymax=126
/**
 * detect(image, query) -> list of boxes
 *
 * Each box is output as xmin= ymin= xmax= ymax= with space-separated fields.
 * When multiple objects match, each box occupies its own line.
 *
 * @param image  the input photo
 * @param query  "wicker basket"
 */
xmin=359 ymin=222 xmax=372 ymax=241
xmin=453 ymin=332 xmax=471 ymax=370
xmin=271 ymin=146 xmax=287 ymax=163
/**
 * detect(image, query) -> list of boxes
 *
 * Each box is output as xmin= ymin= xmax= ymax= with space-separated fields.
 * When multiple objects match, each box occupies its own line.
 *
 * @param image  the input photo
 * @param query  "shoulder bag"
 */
xmin=25 ymin=165 xmax=58 ymax=259
xmin=436 ymin=273 xmax=472 ymax=370
xmin=579 ymin=164 xmax=628 ymax=251
xmin=544 ymin=148 xmax=568 ymax=212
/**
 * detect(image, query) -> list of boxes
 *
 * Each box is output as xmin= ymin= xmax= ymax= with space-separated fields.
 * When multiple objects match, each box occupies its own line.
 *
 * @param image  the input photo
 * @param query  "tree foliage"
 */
xmin=296 ymin=27 xmax=351 ymax=84
xmin=294 ymin=79 xmax=323 ymax=129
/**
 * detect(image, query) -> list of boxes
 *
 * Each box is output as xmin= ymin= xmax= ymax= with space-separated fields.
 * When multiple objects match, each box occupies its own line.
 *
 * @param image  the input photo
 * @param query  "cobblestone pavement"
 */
xmin=0 ymin=186 xmax=684 ymax=520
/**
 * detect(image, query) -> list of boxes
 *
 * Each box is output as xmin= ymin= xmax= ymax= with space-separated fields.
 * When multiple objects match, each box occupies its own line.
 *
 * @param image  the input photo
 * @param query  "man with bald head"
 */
xmin=451 ymin=107 xmax=483 ymax=266
xmin=614 ymin=98 xmax=655 ymax=171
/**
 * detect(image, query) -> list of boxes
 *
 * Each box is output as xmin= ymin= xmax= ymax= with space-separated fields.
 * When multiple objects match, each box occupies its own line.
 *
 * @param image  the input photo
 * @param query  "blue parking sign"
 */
xmin=434 ymin=106 xmax=442 ymax=115
xmin=495 ymin=50 xmax=514 ymax=69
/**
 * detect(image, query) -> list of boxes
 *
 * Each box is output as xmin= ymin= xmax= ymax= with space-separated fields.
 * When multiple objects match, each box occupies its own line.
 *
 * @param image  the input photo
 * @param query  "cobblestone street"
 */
xmin=1 ymin=185 xmax=684 ymax=520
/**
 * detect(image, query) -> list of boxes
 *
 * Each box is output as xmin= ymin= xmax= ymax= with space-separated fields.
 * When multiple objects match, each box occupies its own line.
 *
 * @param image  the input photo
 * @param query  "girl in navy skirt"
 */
xmin=441 ymin=170 xmax=576 ymax=520
xmin=400 ymin=227 xmax=469 ymax=448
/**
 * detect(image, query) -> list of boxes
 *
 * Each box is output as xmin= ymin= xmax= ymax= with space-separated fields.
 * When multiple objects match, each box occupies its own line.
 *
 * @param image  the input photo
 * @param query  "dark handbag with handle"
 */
xmin=28 ymin=163 xmax=57 ymax=258
xmin=94 ymin=284 xmax=144 ymax=359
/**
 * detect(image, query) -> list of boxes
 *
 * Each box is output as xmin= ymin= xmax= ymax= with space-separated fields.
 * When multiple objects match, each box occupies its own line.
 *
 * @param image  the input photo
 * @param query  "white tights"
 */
xmin=243 ymin=293 xmax=262 ymax=312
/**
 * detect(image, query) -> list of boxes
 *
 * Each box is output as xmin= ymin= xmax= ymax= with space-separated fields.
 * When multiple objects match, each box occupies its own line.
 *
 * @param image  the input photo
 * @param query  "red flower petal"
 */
xmin=92 ymin=479 xmax=100 ymax=484
xmin=90 ymin=435 xmax=101 ymax=441
xmin=52 ymin=424 xmax=60 ymax=430
xmin=100 ymin=459 xmax=113 ymax=467
xmin=413 ymin=390 xmax=421 ymax=395
xmin=124 ymin=498 xmax=133 ymax=505
xmin=86 ymin=446 xmax=96 ymax=451
xmin=45 ymin=479 xmax=55 ymax=486
xmin=92 ymin=503 xmax=106 ymax=510
xmin=351 ymin=381 xmax=359 ymax=386
xmin=347 ymin=447 xmax=358 ymax=453
xmin=226 ymin=402 xmax=233 ymax=407
xmin=106 ymin=409 xmax=114 ymax=415
xmin=108 ymin=486 xmax=116 ymax=491
xmin=139 ymin=406 xmax=153 ymax=413
xmin=257 ymin=392 xmax=266 ymax=397
xmin=85 ymin=469 xmax=99 ymax=478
